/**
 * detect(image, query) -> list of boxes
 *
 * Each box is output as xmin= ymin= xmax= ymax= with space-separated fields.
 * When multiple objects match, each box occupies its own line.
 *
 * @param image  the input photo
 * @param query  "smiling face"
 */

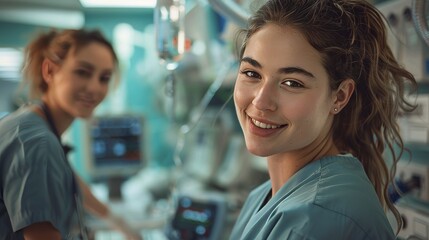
xmin=234 ymin=24 xmax=337 ymax=158
xmin=43 ymin=42 xmax=115 ymax=119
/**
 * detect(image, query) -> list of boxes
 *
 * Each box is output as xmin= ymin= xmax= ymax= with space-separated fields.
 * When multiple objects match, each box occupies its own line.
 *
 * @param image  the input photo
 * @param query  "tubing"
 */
xmin=412 ymin=0 xmax=429 ymax=47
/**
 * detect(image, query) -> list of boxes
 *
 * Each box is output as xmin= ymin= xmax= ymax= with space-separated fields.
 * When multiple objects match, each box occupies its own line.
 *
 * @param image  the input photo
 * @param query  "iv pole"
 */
xmin=154 ymin=0 xmax=186 ymax=121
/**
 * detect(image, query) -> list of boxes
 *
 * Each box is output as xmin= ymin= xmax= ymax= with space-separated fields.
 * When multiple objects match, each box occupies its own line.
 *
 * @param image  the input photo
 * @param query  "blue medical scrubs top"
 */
xmin=0 ymin=108 xmax=79 ymax=239
xmin=230 ymin=155 xmax=396 ymax=240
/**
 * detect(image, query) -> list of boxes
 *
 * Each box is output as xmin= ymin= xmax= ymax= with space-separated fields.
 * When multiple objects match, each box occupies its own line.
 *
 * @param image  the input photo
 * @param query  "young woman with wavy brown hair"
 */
xmin=231 ymin=0 xmax=417 ymax=239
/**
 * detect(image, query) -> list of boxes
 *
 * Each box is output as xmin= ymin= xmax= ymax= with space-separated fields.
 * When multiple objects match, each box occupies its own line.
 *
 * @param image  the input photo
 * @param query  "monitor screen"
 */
xmin=172 ymin=196 xmax=218 ymax=239
xmin=84 ymin=115 xmax=146 ymax=180
xmin=168 ymin=194 xmax=227 ymax=240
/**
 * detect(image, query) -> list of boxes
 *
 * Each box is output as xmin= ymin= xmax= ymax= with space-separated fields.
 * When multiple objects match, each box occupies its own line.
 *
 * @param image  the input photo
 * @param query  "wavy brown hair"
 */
xmin=21 ymin=29 xmax=119 ymax=99
xmin=238 ymin=0 xmax=417 ymax=233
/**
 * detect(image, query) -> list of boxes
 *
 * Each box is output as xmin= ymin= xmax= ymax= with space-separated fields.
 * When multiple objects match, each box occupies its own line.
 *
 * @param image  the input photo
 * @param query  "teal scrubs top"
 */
xmin=230 ymin=155 xmax=395 ymax=240
xmin=0 ymin=107 xmax=79 ymax=239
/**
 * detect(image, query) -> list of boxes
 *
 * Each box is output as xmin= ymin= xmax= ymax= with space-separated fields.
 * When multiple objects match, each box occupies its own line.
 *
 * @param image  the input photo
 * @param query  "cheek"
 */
xmin=233 ymin=82 xmax=250 ymax=110
xmin=281 ymin=97 xmax=313 ymax=119
xmin=100 ymin=85 xmax=109 ymax=98
xmin=55 ymin=82 xmax=74 ymax=97
xmin=282 ymin=95 xmax=329 ymax=121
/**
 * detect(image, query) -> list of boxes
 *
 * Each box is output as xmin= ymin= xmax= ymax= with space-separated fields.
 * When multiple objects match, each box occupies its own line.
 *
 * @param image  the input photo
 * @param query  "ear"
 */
xmin=41 ymin=58 xmax=57 ymax=84
xmin=331 ymin=79 xmax=355 ymax=114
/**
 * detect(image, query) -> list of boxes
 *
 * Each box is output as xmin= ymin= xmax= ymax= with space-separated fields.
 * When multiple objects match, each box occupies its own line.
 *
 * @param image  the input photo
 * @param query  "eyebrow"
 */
xmin=77 ymin=60 xmax=113 ymax=73
xmin=77 ymin=61 xmax=95 ymax=70
xmin=241 ymin=56 xmax=315 ymax=78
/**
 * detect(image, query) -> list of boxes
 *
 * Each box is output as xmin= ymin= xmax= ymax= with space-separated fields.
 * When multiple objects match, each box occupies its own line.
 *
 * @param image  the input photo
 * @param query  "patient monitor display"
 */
xmin=84 ymin=115 xmax=145 ymax=187
xmin=168 ymin=195 xmax=226 ymax=240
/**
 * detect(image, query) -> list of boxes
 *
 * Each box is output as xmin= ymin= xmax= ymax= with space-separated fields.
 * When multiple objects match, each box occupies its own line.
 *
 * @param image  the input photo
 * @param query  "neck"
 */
xmin=267 ymin=135 xmax=339 ymax=197
xmin=38 ymin=98 xmax=74 ymax=136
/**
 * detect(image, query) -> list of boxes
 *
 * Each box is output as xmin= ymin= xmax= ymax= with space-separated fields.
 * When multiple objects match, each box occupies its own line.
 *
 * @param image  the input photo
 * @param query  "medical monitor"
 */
xmin=84 ymin=114 xmax=146 ymax=181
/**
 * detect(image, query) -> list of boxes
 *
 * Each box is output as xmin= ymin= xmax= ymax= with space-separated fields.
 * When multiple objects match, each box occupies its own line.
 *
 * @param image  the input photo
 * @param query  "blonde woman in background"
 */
xmin=0 ymin=29 xmax=141 ymax=240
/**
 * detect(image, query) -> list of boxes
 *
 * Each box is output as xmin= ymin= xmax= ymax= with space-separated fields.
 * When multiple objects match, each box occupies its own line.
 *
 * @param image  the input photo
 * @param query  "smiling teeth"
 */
xmin=252 ymin=118 xmax=281 ymax=129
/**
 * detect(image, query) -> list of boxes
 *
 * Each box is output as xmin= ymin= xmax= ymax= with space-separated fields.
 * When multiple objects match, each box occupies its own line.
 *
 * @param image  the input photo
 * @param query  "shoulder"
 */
xmin=0 ymin=108 xmax=63 ymax=171
xmin=268 ymin=201 xmax=394 ymax=239
xmin=315 ymin=155 xmax=381 ymax=213
xmin=272 ymin=155 xmax=395 ymax=239
xmin=269 ymin=199 xmax=395 ymax=239
xmin=0 ymin=107 xmax=47 ymax=136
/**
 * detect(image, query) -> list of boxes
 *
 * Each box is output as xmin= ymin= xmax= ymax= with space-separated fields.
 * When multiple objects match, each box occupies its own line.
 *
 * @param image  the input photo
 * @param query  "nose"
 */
xmin=87 ymin=76 xmax=107 ymax=94
xmin=252 ymin=82 xmax=277 ymax=111
xmin=87 ymin=78 xmax=100 ymax=93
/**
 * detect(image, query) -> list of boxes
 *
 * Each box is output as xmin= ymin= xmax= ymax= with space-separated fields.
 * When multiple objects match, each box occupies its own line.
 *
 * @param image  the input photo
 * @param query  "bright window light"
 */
xmin=0 ymin=48 xmax=23 ymax=81
xmin=79 ymin=0 xmax=156 ymax=8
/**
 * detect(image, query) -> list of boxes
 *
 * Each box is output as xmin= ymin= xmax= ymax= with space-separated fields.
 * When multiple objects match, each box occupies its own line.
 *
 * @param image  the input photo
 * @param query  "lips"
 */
xmin=247 ymin=116 xmax=287 ymax=137
xmin=251 ymin=118 xmax=282 ymax=129
xmin=79 ymin=98 xmax=97 ymax=108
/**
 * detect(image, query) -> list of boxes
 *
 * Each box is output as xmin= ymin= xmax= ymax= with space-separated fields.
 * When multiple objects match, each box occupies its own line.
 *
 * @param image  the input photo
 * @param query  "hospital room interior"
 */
xmin=1 ymin=0 xmax=429 ymax=239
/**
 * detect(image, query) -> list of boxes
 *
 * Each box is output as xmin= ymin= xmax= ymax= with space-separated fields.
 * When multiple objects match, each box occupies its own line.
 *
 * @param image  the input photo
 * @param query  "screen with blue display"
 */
xmin=85 ymin=115 xmax=145 ymax=179
xmin=171 ymin=196 xmax=218 ymax=239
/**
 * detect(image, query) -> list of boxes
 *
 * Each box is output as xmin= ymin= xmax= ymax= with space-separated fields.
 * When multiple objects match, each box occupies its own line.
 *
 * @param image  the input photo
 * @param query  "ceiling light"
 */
xmin=79 ymin=0 xmax=156 ymax=8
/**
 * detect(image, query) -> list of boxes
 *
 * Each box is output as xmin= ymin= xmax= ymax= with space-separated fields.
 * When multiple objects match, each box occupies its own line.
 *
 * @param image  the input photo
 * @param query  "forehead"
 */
xmin=65 ymin=42 xmax=115 ymax=69
xmin=244 ymin=24 xmax=327 ymax=77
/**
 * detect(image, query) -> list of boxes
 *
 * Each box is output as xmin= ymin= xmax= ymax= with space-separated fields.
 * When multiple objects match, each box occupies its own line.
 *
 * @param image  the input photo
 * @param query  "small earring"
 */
xmin=334 ymin=108 xmax=338 ymax=112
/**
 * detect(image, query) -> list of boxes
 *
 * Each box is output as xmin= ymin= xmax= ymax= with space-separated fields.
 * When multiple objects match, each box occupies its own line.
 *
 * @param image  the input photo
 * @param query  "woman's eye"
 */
xmin=100 ymin=75 xmax=111 ymax=84
xmin=240 ymin=70 xmax=261 ymax=79
xmin=75 ymin=69 xmax=91 ymax=78
xmin=283 ymin=80 xmax=304 ymax=88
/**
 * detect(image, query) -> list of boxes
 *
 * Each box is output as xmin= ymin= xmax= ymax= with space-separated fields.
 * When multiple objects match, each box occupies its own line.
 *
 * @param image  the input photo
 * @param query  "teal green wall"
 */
xmin=0 ymin=22 xmax=50 ymax=47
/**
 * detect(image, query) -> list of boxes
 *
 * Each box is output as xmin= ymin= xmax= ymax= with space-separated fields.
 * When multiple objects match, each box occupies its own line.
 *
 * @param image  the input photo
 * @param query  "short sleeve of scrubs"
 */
xmin=1 ymin=112 xmax=76 ymax=238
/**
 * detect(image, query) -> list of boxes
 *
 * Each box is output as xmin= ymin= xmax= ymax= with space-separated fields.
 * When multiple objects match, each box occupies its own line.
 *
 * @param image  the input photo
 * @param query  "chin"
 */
xmin=246 ymin=142 xmax=271 ymax=157
xmin=79 ymin=115 xmax=92 ymax=119
xmin=76 ymin=110 xmax=94 ymax=119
